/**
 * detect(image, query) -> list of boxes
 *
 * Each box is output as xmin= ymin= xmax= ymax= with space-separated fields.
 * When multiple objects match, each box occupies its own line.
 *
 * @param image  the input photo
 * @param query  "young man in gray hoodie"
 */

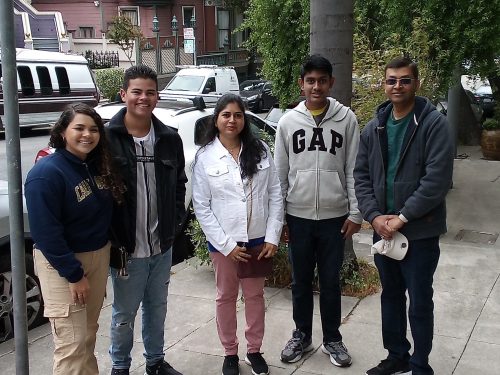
xmin=274 ymin=54 xmax=362 ymax=367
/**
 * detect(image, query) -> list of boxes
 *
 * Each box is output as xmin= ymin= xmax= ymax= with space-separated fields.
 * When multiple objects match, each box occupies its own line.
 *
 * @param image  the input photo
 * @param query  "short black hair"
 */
xmin=300 ymin=54 xmax=333 ymax=79
xmin=385 ymin=57 xmax=419 ymax=80
xmin=123 ymin=64 xmax=158 ymax=91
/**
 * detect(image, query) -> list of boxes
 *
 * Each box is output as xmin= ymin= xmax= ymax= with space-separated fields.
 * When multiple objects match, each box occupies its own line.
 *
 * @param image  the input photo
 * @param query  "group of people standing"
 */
xmin=24 ymin=52 xmax=453 ymax=375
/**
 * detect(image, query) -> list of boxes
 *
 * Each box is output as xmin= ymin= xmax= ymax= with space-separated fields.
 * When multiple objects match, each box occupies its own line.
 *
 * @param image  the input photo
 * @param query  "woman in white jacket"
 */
xmin=192 ymin=94 xmax=283 ymax=375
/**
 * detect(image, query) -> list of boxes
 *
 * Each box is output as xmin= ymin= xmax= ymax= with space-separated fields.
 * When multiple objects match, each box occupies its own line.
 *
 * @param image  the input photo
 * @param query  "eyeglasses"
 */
xmin=385 ymin=78 xmax=414 ymax=86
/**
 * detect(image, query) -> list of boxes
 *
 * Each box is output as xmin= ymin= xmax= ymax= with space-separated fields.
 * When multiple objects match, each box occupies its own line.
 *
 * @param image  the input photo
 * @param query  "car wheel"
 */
xmin=0 ymin=252 xmax=45 ymax=343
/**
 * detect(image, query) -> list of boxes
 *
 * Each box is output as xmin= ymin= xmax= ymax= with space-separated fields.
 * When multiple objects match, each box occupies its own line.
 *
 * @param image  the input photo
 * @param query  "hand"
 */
xmin=228 ymin=245 xmax=251 ymax=263
xmin=69 ymin=275 xmax=90 ymax=305
xmin=258 ymin=242 xmax=278 ymax=260
xmin=372 ymin=215 xmax=398 ymax=240
xmin=341 ymin=219 xmax=361 ymax=239
xmin=280 ymin=224 xmax=289 ymax=244
xmin=386 ymin=217 xmax=405 ymax=232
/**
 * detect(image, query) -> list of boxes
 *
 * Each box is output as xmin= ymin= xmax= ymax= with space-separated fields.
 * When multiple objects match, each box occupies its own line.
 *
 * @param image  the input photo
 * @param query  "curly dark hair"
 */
xmin=197 ymin=93 xmax=267 ymax=179
xmin=49 ymin=103 xmax=125 ymax=203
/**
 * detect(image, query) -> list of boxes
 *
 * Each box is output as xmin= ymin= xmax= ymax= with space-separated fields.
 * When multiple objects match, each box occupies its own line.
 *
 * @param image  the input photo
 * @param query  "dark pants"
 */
xmin=374 ymin=235 xmax=440 ymax=375
xmin=287 ymin=214 xmax=346 ymax=343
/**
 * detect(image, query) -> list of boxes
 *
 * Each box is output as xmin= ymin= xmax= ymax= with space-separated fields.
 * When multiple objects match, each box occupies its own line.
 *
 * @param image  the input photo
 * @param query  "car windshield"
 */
xmin=164 ymin=75 xmax=205 ymax=92
xmin=241 ymin=81 xmax=265 ymax=91
xmin=266 ymin=108 xmax=288 ymax=123
xmin=476 ymin=85 xmax=492 ymax=95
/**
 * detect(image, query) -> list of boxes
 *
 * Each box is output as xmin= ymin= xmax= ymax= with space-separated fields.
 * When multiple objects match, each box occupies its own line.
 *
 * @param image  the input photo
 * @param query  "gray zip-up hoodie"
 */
xmin=274 ymin=97 xmax=362 ymax=223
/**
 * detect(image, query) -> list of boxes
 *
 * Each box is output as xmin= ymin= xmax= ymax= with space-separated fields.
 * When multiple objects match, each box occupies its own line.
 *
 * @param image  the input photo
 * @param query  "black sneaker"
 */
xmin=245 ymin=352 xmax=269 ymax=375
xmin=222 ymin=355 xmax=240 ymax=375
xmin=321 ymin=341 xmax=352 ymax=367
xmin=366 ymin=358 xmax=411 ymax=375
xmin=111 ymin=369 xmax=129 ymax=375
xmin=280 ymin=329 xmax=314 ymax=363
xmin=144 ymin=360 xmax=182 ymax=375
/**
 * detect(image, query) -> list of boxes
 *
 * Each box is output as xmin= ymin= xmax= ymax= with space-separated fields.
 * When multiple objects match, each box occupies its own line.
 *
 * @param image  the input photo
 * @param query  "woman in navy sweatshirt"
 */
xmin=25 ymin=103 xmax=123 ymax=375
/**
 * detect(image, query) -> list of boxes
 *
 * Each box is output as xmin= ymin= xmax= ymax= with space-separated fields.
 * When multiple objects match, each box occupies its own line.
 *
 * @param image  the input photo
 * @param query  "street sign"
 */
xmin=184 ymin=28 xmax=194 ymax=40
xmin=184 ymin=39 xmax=194 ymax=53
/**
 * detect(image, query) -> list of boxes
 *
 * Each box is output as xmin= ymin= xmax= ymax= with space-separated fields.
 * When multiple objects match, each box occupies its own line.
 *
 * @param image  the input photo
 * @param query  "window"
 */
xmin=233 ymin=11 xmax=248 ymax=49
xmin=36 ymin=66 xmax=53 ymax=96
xmin=17 ymin=66 xmax=35 ymax=96
xmin=194 ymin=116 xmax=211 ymax=146
xmin=79 ymin=27 xmax=94 ymax=39
xmin=203 ymin=77 xmax=216 ymax=94
xmin=55 ymin=67 xmax=70 ymax=95
xmin=216 ymin=8 xmax=230 ymax=49
xmin=182 ymin=6 xmax=195 ymax=28
xmin=119 ymin=7 xmax=139 ymax=26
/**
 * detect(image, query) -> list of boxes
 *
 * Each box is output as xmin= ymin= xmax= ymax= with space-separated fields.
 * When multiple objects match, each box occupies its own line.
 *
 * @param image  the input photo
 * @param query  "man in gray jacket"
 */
xmin=354 ymin=57 xmax=454 ymax=375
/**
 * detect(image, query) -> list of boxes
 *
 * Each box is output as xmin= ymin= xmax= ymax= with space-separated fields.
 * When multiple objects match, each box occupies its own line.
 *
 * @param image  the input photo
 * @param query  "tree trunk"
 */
xmin=310 ymin=0 xmax=354 ymax=107
xmin=310 ymin=0 xmax=358 ymax=273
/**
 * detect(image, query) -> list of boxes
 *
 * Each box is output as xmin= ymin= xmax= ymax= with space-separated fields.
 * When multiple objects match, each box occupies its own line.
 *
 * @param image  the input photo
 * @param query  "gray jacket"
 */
xmin=354 ymin=96 xmax=454 ymax=240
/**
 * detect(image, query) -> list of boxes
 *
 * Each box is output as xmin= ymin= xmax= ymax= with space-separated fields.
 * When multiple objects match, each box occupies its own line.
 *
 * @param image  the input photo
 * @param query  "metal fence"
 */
xmin=140 ymin=35 xmax=194 ymax=74
xmin=84 ymin=50 xmax=119 ymax=69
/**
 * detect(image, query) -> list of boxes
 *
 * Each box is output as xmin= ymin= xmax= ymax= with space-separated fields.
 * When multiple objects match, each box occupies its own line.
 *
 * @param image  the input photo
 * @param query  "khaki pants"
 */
xmin=34 ymin=243 xmax=110 ymax=375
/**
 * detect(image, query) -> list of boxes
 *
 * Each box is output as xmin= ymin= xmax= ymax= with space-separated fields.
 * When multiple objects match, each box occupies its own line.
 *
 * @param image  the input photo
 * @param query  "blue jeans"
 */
xmin=374 ymin=236 xmax=440 ymax=375
xmin=286 ymin=214 xmax=346 ymax=343
xmin=109 ymin=250 xmax=172 ymax=369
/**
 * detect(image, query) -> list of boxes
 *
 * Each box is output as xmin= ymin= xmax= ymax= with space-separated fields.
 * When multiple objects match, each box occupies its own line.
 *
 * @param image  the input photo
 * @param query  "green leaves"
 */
xmin=107 ymin=16 xmax=144 ymax=64
xmin=94 ymin=68 xmax=124 ymax=100
xmin=241 ymin=0 xmax=310 ymax=108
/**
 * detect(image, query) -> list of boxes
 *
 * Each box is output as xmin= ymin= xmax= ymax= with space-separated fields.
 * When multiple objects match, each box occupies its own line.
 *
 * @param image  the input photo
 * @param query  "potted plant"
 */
xmin=480 ymin=115 xmax=500 ymax=160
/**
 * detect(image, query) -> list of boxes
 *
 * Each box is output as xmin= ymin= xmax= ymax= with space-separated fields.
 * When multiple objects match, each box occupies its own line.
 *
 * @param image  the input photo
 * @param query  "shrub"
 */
xmin=94 ymin=67 xmax=124 ymax=100
xmin=482 ymin=117 xmax=500 ymax=130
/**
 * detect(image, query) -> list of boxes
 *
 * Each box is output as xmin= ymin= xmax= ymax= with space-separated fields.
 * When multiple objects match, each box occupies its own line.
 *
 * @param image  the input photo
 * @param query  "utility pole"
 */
xmin=0 ymin=1 xmax=30 ymax=373
xmin=310 ymin=0 xmax=358 ymax=267
xmin=310 ymin=0 xmax=354 ymax=107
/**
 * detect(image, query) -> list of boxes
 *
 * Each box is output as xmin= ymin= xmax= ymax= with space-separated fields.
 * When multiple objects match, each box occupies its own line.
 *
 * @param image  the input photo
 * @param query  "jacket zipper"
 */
xmin=83 ymin=162 xmax=96 ymax=188
xmin=395 ymin=114 xmax=419 ymax=174
xmin=376 ymin=125 xmax=387 ymax=210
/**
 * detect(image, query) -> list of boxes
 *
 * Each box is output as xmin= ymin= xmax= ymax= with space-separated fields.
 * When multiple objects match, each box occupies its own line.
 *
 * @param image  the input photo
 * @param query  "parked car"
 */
xmin=0 ymin=180 xmax=45 ymax=343
xmin=94 ymin=98 xmax=274 ymax=262
xmin=0 ymin=48 xmax=100 ymax=131
xmin=159 ymin=65 xmax=239 ymax=103
xmin=239 ymin=80 xmax=278 ymax=112
xmin=1 ymin=97 xmax=277 ymax=343
xmin=474 ymin=85 xmax=495 ymax=118
xmin=436 ymin=89 xmax=484 ymax=123
xmin=262 ymin=97 xmax=305 ymax=129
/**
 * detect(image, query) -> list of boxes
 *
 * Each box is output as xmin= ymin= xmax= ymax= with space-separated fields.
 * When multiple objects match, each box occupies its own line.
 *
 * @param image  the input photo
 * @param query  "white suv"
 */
xmin=94 ymin=97 xmax=275 ymax=262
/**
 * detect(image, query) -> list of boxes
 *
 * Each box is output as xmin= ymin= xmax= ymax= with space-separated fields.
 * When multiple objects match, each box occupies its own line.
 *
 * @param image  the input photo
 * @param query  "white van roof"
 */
xmin=0 ymin=48 xmax=88 ymax=64
xmin=175 ymin=65 xmax=235 ymax=70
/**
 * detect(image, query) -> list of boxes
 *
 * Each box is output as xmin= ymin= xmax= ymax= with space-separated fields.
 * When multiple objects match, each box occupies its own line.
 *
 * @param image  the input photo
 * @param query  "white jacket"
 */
xmin=274 ymin=97 xmax=362 ymax=223
xmin=192 ymin=137 xmax=284 ymax=256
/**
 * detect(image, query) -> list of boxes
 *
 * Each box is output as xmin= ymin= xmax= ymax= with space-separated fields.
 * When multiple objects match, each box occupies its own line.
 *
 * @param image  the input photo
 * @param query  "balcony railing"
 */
xmin=198 ymin=49 xmax=249 ymax=67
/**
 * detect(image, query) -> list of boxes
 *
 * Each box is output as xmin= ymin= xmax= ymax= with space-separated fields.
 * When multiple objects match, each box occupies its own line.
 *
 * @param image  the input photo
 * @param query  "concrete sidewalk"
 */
xmin=1 ymin=145 xmax=499 ymax=374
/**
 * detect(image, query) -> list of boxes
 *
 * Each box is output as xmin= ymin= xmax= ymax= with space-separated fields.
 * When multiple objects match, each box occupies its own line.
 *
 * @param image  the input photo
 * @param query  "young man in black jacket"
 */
xmin=354 ymin=57 xmax=454 ymax=375
xmin=106 ymin=65 xmax=187 ymax=375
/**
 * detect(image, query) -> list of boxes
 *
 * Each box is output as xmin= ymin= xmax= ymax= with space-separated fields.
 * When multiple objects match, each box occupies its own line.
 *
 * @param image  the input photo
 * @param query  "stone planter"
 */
xmin=481 ymin=129 xmax=500 ymax=160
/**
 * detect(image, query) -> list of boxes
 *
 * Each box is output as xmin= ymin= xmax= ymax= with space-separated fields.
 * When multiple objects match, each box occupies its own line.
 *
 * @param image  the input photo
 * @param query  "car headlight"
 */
xmin=247 ymin=95 xmax=259 ymax=101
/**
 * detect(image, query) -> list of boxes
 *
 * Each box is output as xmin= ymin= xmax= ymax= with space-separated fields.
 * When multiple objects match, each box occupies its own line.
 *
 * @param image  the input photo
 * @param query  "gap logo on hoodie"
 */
xmin=292 ymin=127 xmax=344 ymax=155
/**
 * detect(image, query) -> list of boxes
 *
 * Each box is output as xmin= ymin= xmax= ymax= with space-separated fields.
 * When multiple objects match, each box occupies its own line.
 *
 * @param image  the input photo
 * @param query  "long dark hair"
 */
xmin=197 ymin=93 xmax=267 ymax=179
xmin=50 ymin=103 xmax=125 ymax=203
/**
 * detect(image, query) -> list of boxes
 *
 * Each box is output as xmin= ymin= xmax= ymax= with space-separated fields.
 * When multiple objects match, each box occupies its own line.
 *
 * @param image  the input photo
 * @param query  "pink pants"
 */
xmin=210 ymin=251 xmax=266 ymax=355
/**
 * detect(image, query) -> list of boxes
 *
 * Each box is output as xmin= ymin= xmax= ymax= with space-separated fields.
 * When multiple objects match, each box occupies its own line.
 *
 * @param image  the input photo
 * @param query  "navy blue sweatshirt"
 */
xmin=25 ymin=149 xmax=113 ymax=283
